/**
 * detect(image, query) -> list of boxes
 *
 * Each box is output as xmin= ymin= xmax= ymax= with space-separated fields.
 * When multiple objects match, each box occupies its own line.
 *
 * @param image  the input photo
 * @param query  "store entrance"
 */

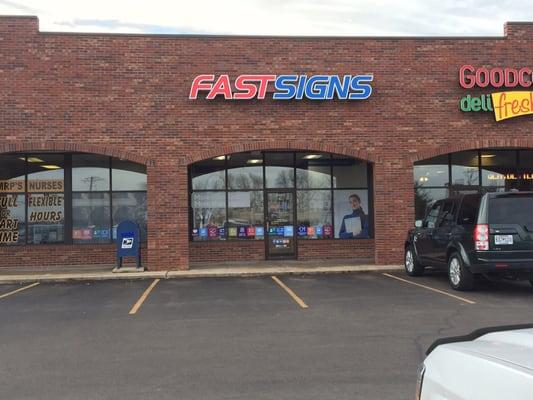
xmin=265 ymin=191 xmax=296 ymax=259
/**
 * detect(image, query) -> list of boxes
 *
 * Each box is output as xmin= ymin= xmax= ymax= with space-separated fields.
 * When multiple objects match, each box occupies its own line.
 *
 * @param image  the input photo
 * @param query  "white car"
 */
xmin=417 ymin=324 xmax=533 ymax=399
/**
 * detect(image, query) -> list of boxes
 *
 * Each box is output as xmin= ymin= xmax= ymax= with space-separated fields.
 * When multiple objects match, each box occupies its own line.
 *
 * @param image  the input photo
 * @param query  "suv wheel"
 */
xmin=448 ymin=252 xmax=474 ymax=291
xmin=405 ymin=245 xmax=425 ymax=276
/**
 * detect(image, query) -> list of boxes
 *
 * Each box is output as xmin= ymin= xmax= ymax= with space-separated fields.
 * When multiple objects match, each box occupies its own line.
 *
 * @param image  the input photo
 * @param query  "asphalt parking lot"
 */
xmin=1 ymin=271 xmax=532 ymax=400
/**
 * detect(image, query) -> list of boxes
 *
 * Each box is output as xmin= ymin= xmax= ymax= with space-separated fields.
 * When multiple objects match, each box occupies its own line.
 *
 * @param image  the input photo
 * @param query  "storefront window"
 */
xmin=112 ymin=192 xmax=147 ymax=241
xmin=0 ymin=155 xmax=26 ymax=191
xmin=265 ymin=152 xmax=294 ymax=188
xmin=518 ymin=150 xmax=533 ymax=191
xmin=451 ymin=151 xmax=479 ymax=188
xmin=332 ymin=156 xmax=368 ymax=188
xmin=112 ymin=159 xmax=147 ymax=191
xmin=189 ymin=151 xmax=373 ymax=241
xmin=297 ymin=190 xmax=332 ymax=239
xmin=227 ymin=191 xmax=264 ymax=239
xmin=73 ymin=155 xmax=110 ymax=244
xmin=191 ymin=158 xmax=225 ymax=190
xmin=414 ymin=155 xmax=449 ymax=187
xmin=0 ymin=156 xmax=27 ymax=245
xmin=72 ymin=154 xmax=109 ymax=191
xmin=296 ymin=153 xmax=331 ymax=189
xmin=28 ymin=193 xmax=64 ymax=244
xmin=0 ymin=153 xmax=147 ymax=246
xmin=191 ymin=191 xmax=226 ymax=240
xmin=227 ymin=152 xmax=263 ymax=190
xmin=481 ymin=150 xmax=518 ymax=190
xmin=413 ymin=149 xmax=533 ymax=220
xmin=26 ymin=154 xmax=65 ymax=243
xmin=333 ymin=190 xmax=370 ymax=239
xmin=72 ymin=192 xmax=111 ymax=243
xmin=0 ymin=194 xmax=25 ymax=245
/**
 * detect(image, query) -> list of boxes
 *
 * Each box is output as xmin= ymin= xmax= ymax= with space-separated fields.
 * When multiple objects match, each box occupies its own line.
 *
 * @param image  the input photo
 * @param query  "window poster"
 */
xmin=0 ymin=194 xmax=25 ymax=245
xmin=333 ymin=190 xmax=370 ymax=239
xmin=284 ymin=225 xmax=294 ymax=237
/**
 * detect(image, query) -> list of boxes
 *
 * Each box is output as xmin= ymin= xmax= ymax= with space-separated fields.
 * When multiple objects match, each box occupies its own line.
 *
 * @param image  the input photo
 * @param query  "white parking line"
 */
xmin=129 ymin=279 xmax=160 ymax=315
xmin=0 ymin=282 xmax=40 ymax=300
xmin=271 ymin=276 xmax=309 ymax=309
xmin=382 ymin=273 xmax=476 ymax=305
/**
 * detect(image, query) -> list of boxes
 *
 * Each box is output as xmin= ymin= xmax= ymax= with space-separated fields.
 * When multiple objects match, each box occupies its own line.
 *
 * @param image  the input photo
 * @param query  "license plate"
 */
xmin=495 ymin=235 xmax=513 ymax=245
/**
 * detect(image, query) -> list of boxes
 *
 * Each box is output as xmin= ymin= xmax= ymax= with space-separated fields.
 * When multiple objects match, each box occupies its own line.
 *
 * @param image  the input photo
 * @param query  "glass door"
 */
xmin=266 ymin=191 xmax=296 ymax=259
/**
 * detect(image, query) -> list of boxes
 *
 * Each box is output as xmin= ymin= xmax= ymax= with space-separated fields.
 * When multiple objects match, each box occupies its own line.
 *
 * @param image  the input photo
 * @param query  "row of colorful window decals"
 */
xmin=192 ymin=224 xmax=337 ymax=239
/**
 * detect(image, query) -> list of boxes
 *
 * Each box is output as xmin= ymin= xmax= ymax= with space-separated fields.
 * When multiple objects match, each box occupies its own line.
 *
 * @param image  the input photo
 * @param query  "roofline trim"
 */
xmin=37 ymin=31 xmax=506 ymax=40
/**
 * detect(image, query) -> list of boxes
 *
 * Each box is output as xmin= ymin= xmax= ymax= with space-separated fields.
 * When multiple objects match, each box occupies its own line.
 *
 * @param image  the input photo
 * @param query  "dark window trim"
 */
xmin=413 ymin=148 xmax=533 ymax=220
xmin=0 ymin=152 xmax=147 ymax=247
xmin=64 ymin=154 xmax=73 ymax=244
xmin=193 ymin=186 xmax=370 ymax=192
xmin=190 ymin=151 xmax=373 ymax=243
xmin=24 ymin=154 xmax=28 ymax=244
xmin=108 ymin=156 xmax=113 ymax=244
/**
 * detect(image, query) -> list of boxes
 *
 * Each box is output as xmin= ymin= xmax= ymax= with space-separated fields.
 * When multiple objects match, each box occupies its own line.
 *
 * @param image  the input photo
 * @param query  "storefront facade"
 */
xmin=0 ymin=16 xmax=532 ymax=270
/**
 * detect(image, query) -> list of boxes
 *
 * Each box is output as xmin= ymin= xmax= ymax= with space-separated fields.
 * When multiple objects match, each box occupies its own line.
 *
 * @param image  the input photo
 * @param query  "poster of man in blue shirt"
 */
xmin=338 ymin=193 xmax=369 ymax=239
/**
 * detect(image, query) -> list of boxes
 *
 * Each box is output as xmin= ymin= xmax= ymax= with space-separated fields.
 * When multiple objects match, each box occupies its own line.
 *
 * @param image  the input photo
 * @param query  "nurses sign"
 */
xmin=190 ymin=74 xmax=373 ymax=100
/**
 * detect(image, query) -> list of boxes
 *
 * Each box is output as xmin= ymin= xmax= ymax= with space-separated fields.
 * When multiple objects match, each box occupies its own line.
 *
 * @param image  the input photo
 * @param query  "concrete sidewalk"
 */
xmin=0 ymin=261 xmax=403 ymax=284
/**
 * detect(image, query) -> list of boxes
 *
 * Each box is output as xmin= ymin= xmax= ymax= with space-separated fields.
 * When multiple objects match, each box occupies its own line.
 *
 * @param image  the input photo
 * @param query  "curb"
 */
xmin=0 ymin=265 xmax=403 ymax=284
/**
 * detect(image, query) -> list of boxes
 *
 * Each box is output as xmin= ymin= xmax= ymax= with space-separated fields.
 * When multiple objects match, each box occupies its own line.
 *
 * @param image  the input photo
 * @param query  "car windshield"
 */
xmin=489 ymin=195 xmax=533 ymax=224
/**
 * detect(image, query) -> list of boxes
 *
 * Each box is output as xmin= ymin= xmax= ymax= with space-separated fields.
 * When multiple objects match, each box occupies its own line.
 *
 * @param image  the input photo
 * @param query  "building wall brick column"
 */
xmin=373 ymin=159 xmax=413 ymax=265
xmin=147 ymin=160 xmax=189 ymax=271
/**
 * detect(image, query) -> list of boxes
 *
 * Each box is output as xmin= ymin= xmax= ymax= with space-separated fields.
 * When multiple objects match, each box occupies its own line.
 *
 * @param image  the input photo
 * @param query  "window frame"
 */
xmin=0 ymin=152 xmax=147 ymax=247
xmin=188 ymin=151 xmax=373 ymax=242
xmin=414 ymin=149 xmax=532 ymax=220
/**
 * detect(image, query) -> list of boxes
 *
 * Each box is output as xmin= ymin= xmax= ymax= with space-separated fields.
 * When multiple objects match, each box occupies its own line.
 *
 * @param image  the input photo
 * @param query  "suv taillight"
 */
xmin=475 ymin=224 xmax=489 ymax=251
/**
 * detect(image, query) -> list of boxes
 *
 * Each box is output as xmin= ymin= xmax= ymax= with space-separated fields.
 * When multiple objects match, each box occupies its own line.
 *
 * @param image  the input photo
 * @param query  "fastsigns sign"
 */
xmin=190 ymin=74 xmax=373 ymax=100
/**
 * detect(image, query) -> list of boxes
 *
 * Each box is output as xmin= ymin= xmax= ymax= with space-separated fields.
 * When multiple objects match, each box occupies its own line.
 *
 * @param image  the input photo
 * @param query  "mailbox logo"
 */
xmin=121 ymin=237 xmax=134 ymax=249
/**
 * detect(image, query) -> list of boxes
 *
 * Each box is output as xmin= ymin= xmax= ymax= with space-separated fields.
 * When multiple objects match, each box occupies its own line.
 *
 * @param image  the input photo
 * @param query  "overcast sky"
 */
xmin=0 ymin=0 xmax=532 ymax=36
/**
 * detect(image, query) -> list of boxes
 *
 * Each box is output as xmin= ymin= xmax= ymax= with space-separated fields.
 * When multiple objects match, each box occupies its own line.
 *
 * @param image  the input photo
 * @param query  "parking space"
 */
xmin=386 ymin=269 xmax=533 ymax=307
xmin=1 ymin=280 xmax=150 ymax=319
xmin=137 ymin=276 xmax=307 ymax=319
xmin=0 ymin=272 xmax=532 ymax=400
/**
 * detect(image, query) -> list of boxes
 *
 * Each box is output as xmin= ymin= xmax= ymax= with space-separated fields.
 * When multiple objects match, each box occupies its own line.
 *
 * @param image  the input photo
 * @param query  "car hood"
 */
xmin=448 ymin=328 xmax=533 ymax=371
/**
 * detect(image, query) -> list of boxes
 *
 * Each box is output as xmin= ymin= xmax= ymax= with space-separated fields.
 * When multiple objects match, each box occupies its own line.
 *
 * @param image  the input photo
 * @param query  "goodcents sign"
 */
xmin=459 ymin=65 xmax=533 ymax=121
xmin=189 ymin=74 xmax=373 ymax=100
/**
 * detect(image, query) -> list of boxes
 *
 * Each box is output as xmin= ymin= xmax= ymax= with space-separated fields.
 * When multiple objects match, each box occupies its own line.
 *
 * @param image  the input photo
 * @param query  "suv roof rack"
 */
xmin=426 ymin=323 xmax=533 ymax=355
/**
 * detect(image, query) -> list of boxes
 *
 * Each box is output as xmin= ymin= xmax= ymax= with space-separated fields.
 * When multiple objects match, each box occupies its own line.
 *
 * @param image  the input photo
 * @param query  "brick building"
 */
xmin=0 ymin=16 xmax=532 ymax=270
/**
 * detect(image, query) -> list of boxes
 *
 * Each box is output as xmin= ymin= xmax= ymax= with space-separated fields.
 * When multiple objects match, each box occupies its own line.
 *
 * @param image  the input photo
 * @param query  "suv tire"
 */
xmin=405 ymin=245 xmax=425 ymax=276
xmin=448 ymin=252 xmax=474 ymax=291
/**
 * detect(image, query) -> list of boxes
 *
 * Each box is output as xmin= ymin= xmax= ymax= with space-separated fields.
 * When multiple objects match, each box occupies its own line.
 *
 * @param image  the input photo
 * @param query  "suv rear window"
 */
xmin=489 ymin=194 xmax=533 ymax=224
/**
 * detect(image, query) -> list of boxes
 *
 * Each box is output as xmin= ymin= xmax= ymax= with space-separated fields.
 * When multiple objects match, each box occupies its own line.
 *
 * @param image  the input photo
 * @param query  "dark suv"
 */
xmin=405 ymin=191 xmax=533 ymax=290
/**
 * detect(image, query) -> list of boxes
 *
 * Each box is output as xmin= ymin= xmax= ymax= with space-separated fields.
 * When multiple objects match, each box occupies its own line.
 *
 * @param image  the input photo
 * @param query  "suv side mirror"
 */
xmin=415 ymin=220 xmax=423 ymax=228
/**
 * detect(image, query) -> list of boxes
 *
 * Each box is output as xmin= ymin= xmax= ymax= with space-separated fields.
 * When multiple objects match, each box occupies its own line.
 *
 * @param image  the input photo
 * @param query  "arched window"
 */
xmin=414 ymin=148 xmax=533 ymax=219
xmin=189 ymin=151 xmax=373 ymax=244
xmin=0 ymin=153 xmax=147 ymax=246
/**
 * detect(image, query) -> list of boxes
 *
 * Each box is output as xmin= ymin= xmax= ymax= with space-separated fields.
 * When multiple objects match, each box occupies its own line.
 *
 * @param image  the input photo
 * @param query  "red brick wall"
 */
xmin=190 ymin=241 xmax=265 ymax=263
xmin=0 ymin=244 xmax=147 ymax=269
xmin=297 ymin=239 xmax=374 ymax=261
xmin=1 ymin=16 xmax=532 ymax=270
xmin=190 ymin=239 xmax=373 ymax=263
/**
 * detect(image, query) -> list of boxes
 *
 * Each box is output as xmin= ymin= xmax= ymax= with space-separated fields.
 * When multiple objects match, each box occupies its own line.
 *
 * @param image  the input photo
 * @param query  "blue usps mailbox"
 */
xmin=116 ymin=220 xmax=142 ymax=270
